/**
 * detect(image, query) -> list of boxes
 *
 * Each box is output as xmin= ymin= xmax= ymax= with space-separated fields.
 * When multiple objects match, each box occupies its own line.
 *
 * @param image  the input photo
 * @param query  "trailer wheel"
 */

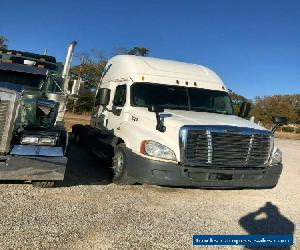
xmin=32 ymin=181 xmax=55 ymax=188
xmin=112 ymin=144 xmax=136 ymax=185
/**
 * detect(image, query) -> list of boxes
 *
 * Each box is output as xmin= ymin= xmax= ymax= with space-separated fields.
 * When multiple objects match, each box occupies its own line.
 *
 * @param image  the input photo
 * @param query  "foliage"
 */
xmin=127 ymin=47 xmax=149 ymax=56
xmin=70 ymin=47 xmax=150 ymax=112
xmin=251 ymin=94 xmax=300 ymax=126
xmin=229 ymin=92 xmax=250 ymax=115
xmin=71 ymin=50 xmax=107 ymax=87
xmin=0 ymin=35 xmax=8 ymax=50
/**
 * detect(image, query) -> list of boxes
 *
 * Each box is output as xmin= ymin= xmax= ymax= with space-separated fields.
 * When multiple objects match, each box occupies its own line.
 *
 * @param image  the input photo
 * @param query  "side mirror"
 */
xmin=95 ymin=88 xmax=111 ymax=106
xmin=148 ymin=105 xmax=165 ymax=113
xmin=148 ymin=105 xmax=166 ymax=132
xmin=272 ymin=116 xmax=288 ymax=132
xmin=238 ymin=102 xmax=251 ymax=118
xmin=272 ymin=116 xmax=288 ymax=125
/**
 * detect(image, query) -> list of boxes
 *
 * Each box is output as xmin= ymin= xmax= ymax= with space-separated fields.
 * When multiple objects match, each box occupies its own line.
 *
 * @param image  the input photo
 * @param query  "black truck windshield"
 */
xmin=132 ymin=83 xmax=234 ymax=115
xmin=0 ymin=69 xmax=45 ymax=88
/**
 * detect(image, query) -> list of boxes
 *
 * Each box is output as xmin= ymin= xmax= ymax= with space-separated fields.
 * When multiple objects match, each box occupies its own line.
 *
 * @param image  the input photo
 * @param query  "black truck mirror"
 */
xmin=272 ymin=116 xmax=288 ymax=125
xmin=148 ymin=105 xmax=166 ymax=132
xmin=95 ymin=88 xmax=111 ymax=106
xmin=272 ymin=116 xmax=288 ymax=132
xmin=238 ymin=102 xmax=251 ymax=118
xmin=148 ymin=105 xmax=165 ymax=113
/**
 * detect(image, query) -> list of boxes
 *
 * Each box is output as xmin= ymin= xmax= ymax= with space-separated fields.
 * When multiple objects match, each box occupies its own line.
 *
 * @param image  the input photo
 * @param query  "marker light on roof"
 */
xmin=24 ymin=60 xmax=36 ymax=66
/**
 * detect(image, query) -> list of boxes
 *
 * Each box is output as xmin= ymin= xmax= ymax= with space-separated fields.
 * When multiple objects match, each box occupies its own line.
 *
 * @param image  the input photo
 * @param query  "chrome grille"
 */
xmin=0 ymin=100 xmax=10 ymax=146
xmin=0 ymin=88 xmax=19 ymax=154
xmin=181 ymin=126 xmax=273 ymax=168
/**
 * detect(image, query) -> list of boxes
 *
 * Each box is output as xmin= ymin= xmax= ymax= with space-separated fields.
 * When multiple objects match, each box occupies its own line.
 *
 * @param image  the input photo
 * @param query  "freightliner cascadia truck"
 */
xmin=0 ymin=42 xmax=77 ymax=187
xmin=72 ymin=55 xmax=285 ymax=188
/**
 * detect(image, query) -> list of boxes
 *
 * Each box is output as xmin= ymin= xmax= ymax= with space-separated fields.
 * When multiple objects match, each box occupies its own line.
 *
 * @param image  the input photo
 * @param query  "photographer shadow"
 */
xmin=239 ymin=202 xmax=294 ymax=250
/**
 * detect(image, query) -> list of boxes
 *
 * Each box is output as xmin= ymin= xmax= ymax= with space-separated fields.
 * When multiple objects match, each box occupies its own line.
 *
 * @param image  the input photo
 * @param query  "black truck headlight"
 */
xmin=21 ymin=136 xmax=57 ymax=146
xmin=21 ymin=136 xmax=39 ymax=145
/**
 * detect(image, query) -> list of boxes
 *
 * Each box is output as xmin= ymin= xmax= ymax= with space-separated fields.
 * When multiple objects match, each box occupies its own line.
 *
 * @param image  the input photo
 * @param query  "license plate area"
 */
xmin=214 ymin=173 xmax=233 ymax=180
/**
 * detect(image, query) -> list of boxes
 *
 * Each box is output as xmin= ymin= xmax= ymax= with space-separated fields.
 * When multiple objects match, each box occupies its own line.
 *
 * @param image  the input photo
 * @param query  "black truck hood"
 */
xmin=0 ymin=81 xmax=23 ymax=93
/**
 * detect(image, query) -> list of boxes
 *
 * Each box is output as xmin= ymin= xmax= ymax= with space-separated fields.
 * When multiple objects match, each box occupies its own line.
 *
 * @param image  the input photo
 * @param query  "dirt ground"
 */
xmin=0 ymin=138 xmax=299 ymax=249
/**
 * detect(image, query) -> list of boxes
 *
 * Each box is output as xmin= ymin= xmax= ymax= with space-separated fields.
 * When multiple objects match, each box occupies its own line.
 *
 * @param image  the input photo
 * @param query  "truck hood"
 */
xmin=130 ymin=107 xmax=268 ymax=131
xmin=0 ymin=81 xmax=23 ymax=93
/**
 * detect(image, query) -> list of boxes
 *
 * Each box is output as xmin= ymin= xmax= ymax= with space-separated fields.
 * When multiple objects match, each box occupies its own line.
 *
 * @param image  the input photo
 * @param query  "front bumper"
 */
xmin=125 ymin=149 xmax=283 ymax=188
xmin=0 ymin=145 xmax=67 ymax=181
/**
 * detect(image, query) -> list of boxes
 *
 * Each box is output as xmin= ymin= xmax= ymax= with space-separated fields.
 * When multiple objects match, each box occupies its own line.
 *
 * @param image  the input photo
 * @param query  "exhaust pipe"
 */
xmin=62 ymin=41 xmax=77 ymax=92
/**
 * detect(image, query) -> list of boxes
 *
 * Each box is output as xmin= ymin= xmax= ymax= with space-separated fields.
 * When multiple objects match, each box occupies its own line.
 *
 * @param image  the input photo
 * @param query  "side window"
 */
xmin=113 ymin=85 xmax=126 ymax=107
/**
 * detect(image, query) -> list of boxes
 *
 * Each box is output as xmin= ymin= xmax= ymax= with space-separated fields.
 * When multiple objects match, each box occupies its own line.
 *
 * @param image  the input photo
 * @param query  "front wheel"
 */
xmin=112 ymin=144 xmax=136 ymax=185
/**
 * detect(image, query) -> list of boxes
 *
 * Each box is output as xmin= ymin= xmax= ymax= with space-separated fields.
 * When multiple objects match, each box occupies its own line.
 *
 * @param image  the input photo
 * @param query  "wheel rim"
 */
xmin=113 ymin=151 xmax=124 ymax=177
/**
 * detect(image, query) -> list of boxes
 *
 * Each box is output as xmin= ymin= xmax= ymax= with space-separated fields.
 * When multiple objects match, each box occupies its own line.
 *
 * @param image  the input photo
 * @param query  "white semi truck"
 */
xmin=72 ymin=55 xmax=285 ymax=188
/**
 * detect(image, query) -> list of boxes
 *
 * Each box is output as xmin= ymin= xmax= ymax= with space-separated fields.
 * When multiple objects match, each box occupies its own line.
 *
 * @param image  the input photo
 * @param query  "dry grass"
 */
xmin=274 ymin=131 xmax=300 ymax=140
xmin=64 ymin=112 xmax=91 ymax=131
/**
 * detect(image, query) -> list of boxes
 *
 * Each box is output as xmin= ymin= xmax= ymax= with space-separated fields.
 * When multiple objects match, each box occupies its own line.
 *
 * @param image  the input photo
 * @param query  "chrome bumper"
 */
xmin=0 ymin=145 xmax=66 ymax=181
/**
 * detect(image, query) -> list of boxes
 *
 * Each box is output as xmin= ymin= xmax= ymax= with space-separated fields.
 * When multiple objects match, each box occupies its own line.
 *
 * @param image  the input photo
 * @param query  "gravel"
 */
xmin=0 ymin=138 xmax=299 ymax=250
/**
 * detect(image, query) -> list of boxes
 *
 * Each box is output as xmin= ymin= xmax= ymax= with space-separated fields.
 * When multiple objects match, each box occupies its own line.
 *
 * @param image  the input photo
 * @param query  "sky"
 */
xmin=1 ymin=0 xmax=299 ymax=99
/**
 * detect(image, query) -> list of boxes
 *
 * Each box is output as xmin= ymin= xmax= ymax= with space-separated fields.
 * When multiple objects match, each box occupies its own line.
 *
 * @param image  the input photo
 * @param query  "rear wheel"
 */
xmin=32 ymin=181 xmax=55 ymax=188
xmin=112 ymin=144 xmax=135 ymax=185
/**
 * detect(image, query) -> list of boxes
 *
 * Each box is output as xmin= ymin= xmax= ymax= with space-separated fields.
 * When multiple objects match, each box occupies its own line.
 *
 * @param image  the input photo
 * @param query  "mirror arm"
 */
xmin=272 ymin=124 xmax=280 ymax=133
xmin=103 ymin=106 xmax=113 ymax=113
xmin=155 ymin=112 xmax=166 ymax=133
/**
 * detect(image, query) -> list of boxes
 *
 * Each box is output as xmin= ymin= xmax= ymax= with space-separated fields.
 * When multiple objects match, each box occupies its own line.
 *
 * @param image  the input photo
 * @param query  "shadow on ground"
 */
xmin=60 ymin=143 xmax=113 ymax=187
xmin=239 ymin=202 xmax=295 ymax=250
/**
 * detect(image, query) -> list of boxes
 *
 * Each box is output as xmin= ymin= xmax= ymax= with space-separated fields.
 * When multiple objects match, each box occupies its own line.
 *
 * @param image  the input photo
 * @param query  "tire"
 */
xmin=32 ymin=181 xmax=56 ymax=188
xmin=112 ymin=144 xmax=136 ymax=185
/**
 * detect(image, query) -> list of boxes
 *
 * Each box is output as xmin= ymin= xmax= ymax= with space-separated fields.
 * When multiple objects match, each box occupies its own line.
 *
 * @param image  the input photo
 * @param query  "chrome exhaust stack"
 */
xmin=62 ymin=41 xmax=77 ymax=93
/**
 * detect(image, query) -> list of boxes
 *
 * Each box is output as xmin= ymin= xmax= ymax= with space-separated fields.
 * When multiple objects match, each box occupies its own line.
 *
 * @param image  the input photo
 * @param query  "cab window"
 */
xmin=113 ymin=85 xmax=126 ymax=107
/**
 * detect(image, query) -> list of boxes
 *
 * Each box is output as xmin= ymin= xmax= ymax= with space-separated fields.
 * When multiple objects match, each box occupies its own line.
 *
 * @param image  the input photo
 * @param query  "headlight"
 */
xmin=269 ymin=147 xmax=282 ymax=165
xmin=21 ymin=136 xmax=57 ymax=146
xmin=21 ymin=136 xmax=39 ymax=145
xmin=140 ymin=140 xmax=177 ymax=161
xmin=38 ymin=137 xmax=57 ymax=146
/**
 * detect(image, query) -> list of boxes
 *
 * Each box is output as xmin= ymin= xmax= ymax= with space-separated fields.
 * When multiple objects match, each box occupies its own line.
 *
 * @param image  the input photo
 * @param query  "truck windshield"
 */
xmin=131 ymin=83 xmax=234 ymax=115
xmin=0 ymin=69 xmax=45 ymax=89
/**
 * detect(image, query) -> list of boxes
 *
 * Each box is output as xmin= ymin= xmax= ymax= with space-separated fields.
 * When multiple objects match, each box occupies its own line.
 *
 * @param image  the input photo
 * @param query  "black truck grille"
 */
xmin=183 ymin=127 xmax=272 ymax=168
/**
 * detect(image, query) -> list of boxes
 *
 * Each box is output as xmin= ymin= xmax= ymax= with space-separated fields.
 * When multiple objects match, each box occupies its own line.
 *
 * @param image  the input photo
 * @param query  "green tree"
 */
xmin=229 ymin=92 xmax=249 ymax=115
xmin=0 ymin=35 xmax=8 ymax=50
xmin=251 ymin=95 xmax=299 ymax=126
xmin=128 ymin=47 xmax=149 ymax=56
xmin=69 ymin=50 xmax=107 ymax=113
